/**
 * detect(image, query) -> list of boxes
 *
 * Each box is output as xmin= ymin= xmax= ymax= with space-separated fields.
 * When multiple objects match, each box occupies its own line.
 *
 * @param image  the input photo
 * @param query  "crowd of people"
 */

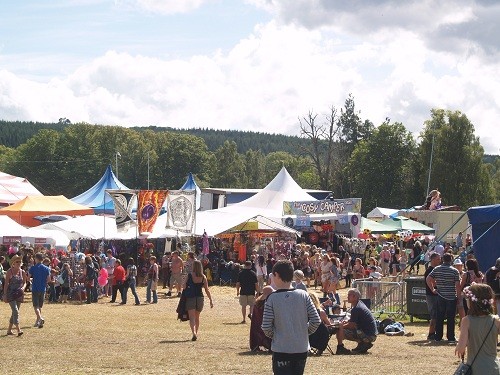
xmin=1 ymin=235 xmax=500 ymax=375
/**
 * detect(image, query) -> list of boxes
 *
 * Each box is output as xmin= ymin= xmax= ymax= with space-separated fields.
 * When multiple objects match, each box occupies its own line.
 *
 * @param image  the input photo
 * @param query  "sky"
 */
xmin=0 ymin=0 xmax=499 ymax=154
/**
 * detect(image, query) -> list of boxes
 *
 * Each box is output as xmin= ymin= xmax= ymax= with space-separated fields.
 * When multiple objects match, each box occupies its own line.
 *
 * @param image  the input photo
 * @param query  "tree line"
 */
xmin=0 ymin=96 xmax=498 ymax=215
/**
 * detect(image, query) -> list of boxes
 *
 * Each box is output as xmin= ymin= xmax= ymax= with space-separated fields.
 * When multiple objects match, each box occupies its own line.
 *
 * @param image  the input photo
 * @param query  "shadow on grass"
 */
xmin=159 ymin=339 xmax=193 ymax=344
xmin=407 ymin=339 xmax=456 ymax=347
xmin=238 ymin=350 xmax=271 ymax=356
xmin=222 ymin=322 xmax=246 ymax=326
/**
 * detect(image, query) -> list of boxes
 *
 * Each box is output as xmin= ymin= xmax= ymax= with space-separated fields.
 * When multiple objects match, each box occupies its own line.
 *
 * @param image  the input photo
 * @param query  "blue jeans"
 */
xmin=146 ymin=280 xmax=157 ymax=303
xmin=435 ymin=295 xmax=457 ymax=340
xmin=124 ymin=278 xmax=140 ymax=304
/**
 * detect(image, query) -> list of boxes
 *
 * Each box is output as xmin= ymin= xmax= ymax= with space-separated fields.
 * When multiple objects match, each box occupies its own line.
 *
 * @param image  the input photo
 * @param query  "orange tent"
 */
xmin=0 ymin=195 xmax=93 ymax=227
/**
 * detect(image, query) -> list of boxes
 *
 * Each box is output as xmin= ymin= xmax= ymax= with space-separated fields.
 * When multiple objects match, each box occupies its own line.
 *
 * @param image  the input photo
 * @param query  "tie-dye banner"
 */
xmin=106 ymin=189 xmax=138 ymax=232
xmin=166 ymin=190 xmax=195 ymax=233
xmin=138 ymin=190 xmax=168 ymax=235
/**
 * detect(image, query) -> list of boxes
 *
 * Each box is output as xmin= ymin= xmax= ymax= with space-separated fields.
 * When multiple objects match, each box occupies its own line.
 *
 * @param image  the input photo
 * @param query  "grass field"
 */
xmin=0 ymin=284 xmax=469 ymax=375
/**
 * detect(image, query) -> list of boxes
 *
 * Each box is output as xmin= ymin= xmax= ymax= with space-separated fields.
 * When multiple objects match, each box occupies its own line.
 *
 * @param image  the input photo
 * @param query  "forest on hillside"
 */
xmin=0 ymin=97 xmax=498 ymax=214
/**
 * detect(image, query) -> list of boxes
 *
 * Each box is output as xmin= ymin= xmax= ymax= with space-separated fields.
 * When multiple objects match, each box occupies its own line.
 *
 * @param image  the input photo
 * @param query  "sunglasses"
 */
xmin=14 ymin=261 xmax=22 ymax=264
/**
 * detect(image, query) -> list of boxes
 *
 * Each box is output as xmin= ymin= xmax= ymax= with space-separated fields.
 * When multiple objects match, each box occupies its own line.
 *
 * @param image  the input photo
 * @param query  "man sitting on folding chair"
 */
xmin=335 ymin=288 xmax=377 ymax=355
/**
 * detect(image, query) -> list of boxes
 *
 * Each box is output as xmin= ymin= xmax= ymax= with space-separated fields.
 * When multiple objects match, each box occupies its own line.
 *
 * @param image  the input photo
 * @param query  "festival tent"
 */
xmin=0 ymin=195 xmax=94 ymax=227
xmin=379 ymin=216 xmax=435 ymax=234
xmin=71 ymin=165 xmax=129 ymax=212
xmin=36 ymin=215 xmax=135 ymax=240
xmin=360 ymin=217 xmax=397 ymax=234
xmin=180 ymin=172 xmax=201 ymax=210
xmin=367 ymin=207 xmax=399 ymax=221
xmin=192 ymin=167 xmax=317 ymax=236
xmin=467 ymin=204 xmax=500 ymax=273
xmin=0 ymin=171 xmax=43 ymax=206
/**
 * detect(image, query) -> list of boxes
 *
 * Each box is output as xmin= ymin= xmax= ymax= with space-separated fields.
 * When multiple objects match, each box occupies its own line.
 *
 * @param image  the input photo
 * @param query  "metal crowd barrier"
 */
xmin=352 ymin=279 xmax=407 ymax=319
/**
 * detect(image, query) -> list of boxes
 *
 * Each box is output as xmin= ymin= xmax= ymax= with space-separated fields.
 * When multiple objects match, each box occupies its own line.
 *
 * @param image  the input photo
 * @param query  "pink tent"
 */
xmin=0 ymin=172 xmax=43 ymax=206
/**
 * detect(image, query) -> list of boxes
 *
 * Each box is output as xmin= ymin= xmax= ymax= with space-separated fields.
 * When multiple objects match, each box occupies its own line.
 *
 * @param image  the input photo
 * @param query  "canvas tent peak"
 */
xmin=180 ymin=172 xmax=201 ymax=210
xmin=71 ymin=164 xmax=129 ymax=209
xmin=0 ymin=195 xmax=94 ymax=227
xmin=360 ymin=217 xmax=397 ymax=234
xmin=0 ymin=171 xmax=43 ymax=206
xmin=379 ymin=216 xmax=435 ymax=233
xmin=367 ymin=207 xmax=399 ymax=221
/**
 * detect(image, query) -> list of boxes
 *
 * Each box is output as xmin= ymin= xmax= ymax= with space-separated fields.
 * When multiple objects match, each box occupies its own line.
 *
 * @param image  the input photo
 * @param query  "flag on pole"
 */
xmin=166 ymin=190 xmax=195 ymax=233
xmin=106 ymin=189 xmax=138 ymax=232
xmin=137 ymin=190 xmax=168 ymax=235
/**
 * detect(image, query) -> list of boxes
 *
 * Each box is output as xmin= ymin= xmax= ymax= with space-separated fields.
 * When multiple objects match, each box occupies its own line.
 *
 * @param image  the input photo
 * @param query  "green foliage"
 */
xmin=215 ymin=140 xmax=247 ymax=188
xmin=418 ymin=109 xmax=494 ymax=208
xmin=348 ymin=122 xmax=417 ymax=214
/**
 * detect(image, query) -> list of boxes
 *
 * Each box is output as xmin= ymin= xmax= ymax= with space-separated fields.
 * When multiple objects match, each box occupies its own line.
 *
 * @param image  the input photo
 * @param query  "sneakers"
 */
xmin=352 ymin=342 xmax=373 ymax=354
xmin=34 ymin=320 xmax=39 ymax=328
xmin=165 ymin=291 xmax=172 ymax=297
xmin=336 ymin=345 xmax=351 ymax=355
xmin=38 ymin=318 xmax=44 ymax=328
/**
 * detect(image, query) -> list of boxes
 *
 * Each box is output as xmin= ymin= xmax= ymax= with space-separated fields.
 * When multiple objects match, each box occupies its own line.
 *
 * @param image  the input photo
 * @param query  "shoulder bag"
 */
xmin=453 ymin=318 xmax=495 ymax=375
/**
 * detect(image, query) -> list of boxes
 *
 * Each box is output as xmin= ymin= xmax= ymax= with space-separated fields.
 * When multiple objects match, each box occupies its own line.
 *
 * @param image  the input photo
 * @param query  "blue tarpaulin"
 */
xmin=467 ymin=204 xmax=500 ymax=272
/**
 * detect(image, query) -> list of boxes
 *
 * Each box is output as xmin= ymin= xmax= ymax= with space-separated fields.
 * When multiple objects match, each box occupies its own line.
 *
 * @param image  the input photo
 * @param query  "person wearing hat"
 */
xmin=2 ymin=255 xmax=28 ymax=336
xmin=485 ymin=258 xmax=500 ymax=316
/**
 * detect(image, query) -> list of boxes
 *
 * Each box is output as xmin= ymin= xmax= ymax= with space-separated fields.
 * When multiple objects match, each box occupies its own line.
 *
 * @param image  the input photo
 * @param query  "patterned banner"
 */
xmin=166 ymin=190 xmax=195 ymax=233
xmin=283 ymin=198 xmax=362 ymax=215
xmin=106 ymin=190 xmax=138 ymax=232
xmin=138 ymin=190 xmax=168 ymax=235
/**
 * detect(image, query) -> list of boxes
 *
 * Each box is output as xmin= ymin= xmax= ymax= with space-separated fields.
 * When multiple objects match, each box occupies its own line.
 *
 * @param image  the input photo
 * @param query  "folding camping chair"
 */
xmin=309 ymin=323 xmax=335 ymax=356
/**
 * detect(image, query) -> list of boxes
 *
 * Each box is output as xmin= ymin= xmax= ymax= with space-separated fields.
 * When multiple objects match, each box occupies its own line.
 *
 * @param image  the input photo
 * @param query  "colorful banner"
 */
xmin=138 ymin=190 xmax=168 ymax=235
xmin=166 ymin=190 xmax=195 ymax=233
xmin=106 ymin=190 xmax=138 ymax=232
xmin=283 ymin=198 xmax=362 ymax=215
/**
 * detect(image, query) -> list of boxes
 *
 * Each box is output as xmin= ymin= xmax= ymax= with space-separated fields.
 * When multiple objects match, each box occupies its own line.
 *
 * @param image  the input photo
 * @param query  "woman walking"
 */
xmin=2 ymin=255 xmax=28 ymax=336
xmin=124 ymin=257 xmax=140 ymax=305
xmin=146 ymin=256 xmax=159 ymax=304
xmin=255 ymin=255 xmax=267 ymax=294
xmin=183 ymin=260 xmax=213 ymax=341
xmin=455 ymin=283 xmax=500 ymax=373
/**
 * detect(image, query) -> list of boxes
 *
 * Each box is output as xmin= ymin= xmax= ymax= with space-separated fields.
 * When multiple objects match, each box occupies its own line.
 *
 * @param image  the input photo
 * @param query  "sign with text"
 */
xmin=283 ymin=198 xmax=362 ymax=216
xmin=2 ymin=236 xmax=21 ymax=245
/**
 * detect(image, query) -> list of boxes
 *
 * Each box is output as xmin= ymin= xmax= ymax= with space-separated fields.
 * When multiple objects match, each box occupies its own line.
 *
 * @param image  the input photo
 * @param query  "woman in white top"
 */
xmin=320 ymin=254 xmax=333 ymax=297
xmin=255 ymin=255 xmax=267 ymax=294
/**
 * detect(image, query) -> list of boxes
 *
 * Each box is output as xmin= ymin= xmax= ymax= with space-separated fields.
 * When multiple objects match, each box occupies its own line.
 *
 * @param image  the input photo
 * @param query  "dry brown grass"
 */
xmin=0 ymin=285 xmax=467 ymax=375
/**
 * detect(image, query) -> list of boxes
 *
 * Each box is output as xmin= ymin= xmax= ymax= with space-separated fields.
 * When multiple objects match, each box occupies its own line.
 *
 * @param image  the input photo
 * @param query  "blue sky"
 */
xmin=0 ymin=0 xmax=499 ymax=154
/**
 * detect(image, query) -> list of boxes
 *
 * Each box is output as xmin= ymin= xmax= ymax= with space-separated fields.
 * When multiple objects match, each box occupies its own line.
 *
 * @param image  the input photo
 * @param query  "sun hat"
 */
xmin=453 ymin=258 xmax=463 ymax=265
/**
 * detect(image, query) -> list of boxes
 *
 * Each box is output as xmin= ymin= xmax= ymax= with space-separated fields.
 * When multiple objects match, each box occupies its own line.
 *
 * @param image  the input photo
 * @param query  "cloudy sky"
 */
xmin=0 ymin=0 xmax=499 ymax=154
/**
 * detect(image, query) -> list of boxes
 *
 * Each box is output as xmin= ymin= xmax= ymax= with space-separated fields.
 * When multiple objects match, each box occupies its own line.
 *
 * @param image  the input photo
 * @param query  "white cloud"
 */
xmin=115 ymin=0 xmax=213 ymax=14
xmin=0 ymin=11 xmax=499 ymax=154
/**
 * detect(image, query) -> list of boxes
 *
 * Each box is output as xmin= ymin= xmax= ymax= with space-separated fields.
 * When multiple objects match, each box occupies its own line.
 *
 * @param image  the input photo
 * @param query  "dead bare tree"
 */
xmin=299 ymin=106 xmax=341 ymax=191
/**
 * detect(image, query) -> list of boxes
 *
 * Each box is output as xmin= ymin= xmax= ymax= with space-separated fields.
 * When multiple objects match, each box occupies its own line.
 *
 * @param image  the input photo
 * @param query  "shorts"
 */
xmin=344 ymin=328 xmax=377 ymax=344
xmin=170 ymin=273 xmax=183 ymax=287
xmin=321 ymin=273 xmax=330 ymax=283
xmin=32 ymin=291 xmax=45 ymax=308
xmin=426 ymin=295 xmax=438 ymax=319
xmin=239 ymin=295 xmax=255 ymax=307
xmin=186 ymin=296 xmax=204 ymax=312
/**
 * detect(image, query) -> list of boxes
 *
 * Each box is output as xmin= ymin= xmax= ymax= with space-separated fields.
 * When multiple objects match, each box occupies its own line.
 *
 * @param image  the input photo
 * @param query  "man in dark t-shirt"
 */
xmin=236 ymin=261 xmax=258 ymax=324
xmin=424 ymin=252 xmax=441 ymax=340
xmin=335 ymin=288 xmax=377 ymax=354
xmin=485 ymin=257 xmax=500 ymax=316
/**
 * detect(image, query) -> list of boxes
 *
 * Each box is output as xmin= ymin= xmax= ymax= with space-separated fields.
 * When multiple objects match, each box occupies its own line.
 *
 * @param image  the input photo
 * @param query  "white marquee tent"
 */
xmin=193 ymin=167 xmax=316 ymax=236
